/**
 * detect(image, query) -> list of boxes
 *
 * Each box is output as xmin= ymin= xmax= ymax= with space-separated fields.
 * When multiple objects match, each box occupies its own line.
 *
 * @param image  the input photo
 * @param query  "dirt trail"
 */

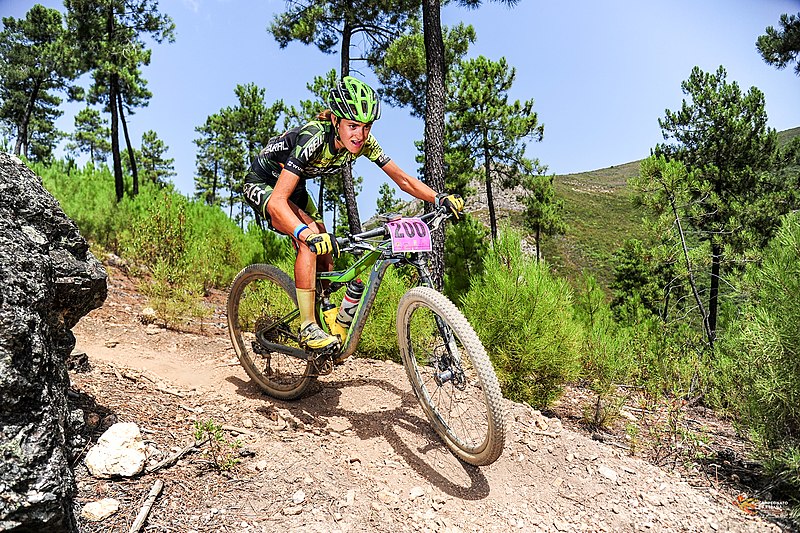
xmin=67 ymin=268 xmax=785 ymax=532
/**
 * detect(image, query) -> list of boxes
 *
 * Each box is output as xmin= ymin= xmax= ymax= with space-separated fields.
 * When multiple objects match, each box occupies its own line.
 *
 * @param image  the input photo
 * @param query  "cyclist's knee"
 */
xmin=308 ymin=220 xmax=326 ymax=233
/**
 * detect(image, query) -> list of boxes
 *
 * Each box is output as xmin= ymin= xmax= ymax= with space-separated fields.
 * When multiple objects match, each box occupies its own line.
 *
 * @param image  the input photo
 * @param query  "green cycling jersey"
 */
xmin=246 ymin=119 xmax=390 ymax=187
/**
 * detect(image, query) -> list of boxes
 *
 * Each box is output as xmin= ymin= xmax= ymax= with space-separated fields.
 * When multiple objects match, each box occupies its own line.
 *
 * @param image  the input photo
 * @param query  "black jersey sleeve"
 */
xmin=285 ymin=122 xmax=326 ymax=175
xmin=361 ymin=133 xmax=391 ymax=168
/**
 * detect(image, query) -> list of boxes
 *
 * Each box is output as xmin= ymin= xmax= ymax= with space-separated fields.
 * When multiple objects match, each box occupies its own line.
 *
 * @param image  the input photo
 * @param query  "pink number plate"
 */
xmin=386 ymin=217 xmax=432 ymax=253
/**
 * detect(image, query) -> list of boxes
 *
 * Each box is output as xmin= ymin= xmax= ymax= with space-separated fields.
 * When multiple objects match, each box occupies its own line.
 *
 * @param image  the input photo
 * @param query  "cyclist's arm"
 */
xmin=267 ymin=167 xmax=315 ymax=241
xmin=382 ymin=160 xmax=437 ymax=204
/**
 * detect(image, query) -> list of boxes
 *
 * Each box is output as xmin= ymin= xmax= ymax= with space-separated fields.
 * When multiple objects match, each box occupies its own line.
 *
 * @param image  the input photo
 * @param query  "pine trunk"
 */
xmin=109 ymin=74 xmax=123 ymax=202
xmin=708 ymin=242 xmax=722 ymax=344
xmin=14 ymin=80 xmax=40 ymax=158
xmin=423 ymin=0 xmax=447 ymax=290
xmin=484 ymin=140 xmax=497 ymax=240
xmin=339 ymin=24 xmax=362 ymax=234
xmin=118 ymin=92 xmax=139 ymax=196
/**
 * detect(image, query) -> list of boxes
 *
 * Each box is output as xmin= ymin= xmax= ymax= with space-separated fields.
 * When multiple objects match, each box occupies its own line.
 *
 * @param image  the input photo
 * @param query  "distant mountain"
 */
xmin=778 ymin=126 xmax=800 ymax=146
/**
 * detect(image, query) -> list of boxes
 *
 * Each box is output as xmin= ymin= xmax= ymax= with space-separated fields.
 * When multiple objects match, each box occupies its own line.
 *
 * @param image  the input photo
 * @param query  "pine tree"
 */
xmin=654 ymin=65 xmax=779 ymax=343
xmin=0 ymin=5 xmax=79 ymax=160
xmin=757 ymin=12 xmax=800 ymax=76
xmin=140 ymin=130 xmax=175 ymax=185
xmin=65 ymin=0 xmax=174 ymax=201
xmin=449 ymin=56 xmax=544 ymax=240
xmin=67 ymin=107 xmax=111 ymax=164
xmin=376 ymin=182 xmax=404 ymax=214
xmin=517 ymin=172 xmax=566 ymax=262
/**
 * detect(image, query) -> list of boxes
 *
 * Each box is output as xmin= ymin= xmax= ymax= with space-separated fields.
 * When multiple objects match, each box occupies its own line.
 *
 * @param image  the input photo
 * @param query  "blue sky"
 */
xmin=3 ymin=0 xmax=800 ymax=221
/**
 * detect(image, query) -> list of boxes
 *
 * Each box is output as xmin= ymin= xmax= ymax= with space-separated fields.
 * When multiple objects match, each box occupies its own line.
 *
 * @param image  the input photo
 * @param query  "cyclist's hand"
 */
xmin=305 ymin=232 xmax=340 ymax=258
xmin=436 ymin=193 xmax=465 ymax=220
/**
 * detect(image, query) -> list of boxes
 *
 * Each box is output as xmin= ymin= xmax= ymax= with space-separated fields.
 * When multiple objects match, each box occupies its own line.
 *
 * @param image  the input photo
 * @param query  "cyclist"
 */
xmin=243 ymin=76 xmax=464 ymax=351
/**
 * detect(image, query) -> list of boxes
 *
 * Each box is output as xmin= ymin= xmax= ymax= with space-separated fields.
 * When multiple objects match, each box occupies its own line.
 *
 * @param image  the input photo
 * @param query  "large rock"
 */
xmin=0 ymin=153 xmax=107 ymax=532
xmin=84 ymin=423 xmax=147 ymax=478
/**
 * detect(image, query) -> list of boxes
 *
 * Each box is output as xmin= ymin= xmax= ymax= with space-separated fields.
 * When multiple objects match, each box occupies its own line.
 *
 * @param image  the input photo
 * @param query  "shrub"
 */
xmin=717 ymin=212 xmax=800 ymax=509
xmin=355 ymin=265 xmax=413 ymax=362
xmin=36 ymin=159 xmax=287 ymax=327
xmin=723 ymin=212 xmax=800 ymax=441
xmin=573 ymin=275 xmax=638 ymax=427
xmin=462 ymin=226 xmax=582 ymax=407
xmin=444 ymin=213 xmax=490 ymax=302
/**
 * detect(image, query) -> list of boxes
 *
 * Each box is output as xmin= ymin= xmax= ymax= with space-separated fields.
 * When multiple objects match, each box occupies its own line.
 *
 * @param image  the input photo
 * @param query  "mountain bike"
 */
xmin=227 ymin=207 xmax=505 ymax=466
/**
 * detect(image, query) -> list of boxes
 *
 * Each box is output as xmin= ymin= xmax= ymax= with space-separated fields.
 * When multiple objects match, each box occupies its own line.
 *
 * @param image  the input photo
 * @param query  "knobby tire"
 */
xmin=396 ymin=287 xmax=506 ymax=466
xmin=227 ymin=264 xmax=315 ymax=400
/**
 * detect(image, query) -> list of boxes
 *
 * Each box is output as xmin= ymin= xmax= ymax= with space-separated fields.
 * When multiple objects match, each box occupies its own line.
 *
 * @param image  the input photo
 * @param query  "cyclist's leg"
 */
xmin=244 ymin=179 xmax=337 ymax=349
xmin=288 ymin=190 xmax=338 ymax=349
xmin=244 ymin=178 xmax=320 ymax=287
xmin=297 ymin=192 xmax=332 ymax=288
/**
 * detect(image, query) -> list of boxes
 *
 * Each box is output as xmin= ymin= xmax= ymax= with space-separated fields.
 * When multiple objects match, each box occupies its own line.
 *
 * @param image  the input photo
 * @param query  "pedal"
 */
xmin=307 ymin=343 xmax=339 ymax=376
xmin=306 ymin=342 xmax=339 ymax=360
xmin=315 ymin=358 xmax=334 ymax=376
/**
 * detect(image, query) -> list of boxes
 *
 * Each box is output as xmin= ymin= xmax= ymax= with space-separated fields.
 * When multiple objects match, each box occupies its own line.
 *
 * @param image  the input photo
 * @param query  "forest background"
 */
xmin=2 ymin=0 xmax=800 ymax=520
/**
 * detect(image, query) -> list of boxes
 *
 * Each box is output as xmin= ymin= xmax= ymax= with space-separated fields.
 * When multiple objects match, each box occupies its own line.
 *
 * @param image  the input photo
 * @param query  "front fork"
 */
xmin=407 ymin=255 xmax=467 ymax=390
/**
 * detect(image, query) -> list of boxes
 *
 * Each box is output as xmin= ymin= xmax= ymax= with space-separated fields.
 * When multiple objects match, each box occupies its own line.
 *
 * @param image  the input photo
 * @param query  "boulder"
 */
xmin=84 ymin=423 xmax=147 ymax=478
xmin=0 ymin=153 xmax=107 ymax=532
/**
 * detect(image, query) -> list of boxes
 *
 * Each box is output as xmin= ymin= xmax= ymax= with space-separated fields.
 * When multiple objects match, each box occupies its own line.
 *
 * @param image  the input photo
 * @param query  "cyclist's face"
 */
xmin=335 ymin=118 xmax=372 ymax=154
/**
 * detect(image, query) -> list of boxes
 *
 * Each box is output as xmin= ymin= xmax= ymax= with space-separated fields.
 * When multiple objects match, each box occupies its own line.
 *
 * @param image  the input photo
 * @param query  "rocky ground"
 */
xmin=66 ymin=264 xmax=794 ymax=532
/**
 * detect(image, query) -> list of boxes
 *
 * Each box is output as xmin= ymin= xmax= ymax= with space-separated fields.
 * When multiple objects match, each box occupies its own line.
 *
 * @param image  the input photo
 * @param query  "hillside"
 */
xmin=514 ymin=126 xmax=800 ymax=290
xmin=547 ymin=161 xmax=647 ymax=289
xmin=778 ymin=126 xmax=800 ymax=146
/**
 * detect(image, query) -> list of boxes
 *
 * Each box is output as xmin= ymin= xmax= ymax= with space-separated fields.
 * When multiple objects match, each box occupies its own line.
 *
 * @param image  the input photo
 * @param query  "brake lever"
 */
xmin=428 ymin=210 xmax=449 ymax=232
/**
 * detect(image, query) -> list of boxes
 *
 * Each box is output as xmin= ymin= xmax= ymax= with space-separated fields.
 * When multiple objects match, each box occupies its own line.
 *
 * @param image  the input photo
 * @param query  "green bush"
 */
xmin=717 ymin=212 xmax=800 ymax=508
xmin=444 ymin=213 xmax=490 ymax=302
xmin=462 ymin=226 xmax=582 ymax=407
xmin=35 ymin=159 xmax=283 ymax=326
xmin=574 ymin=275 xmax=637 ymax=391
xmin=355 ymin=265 xmax=413 ymax=362
xmin=723 ymin=212 xmax=800 ymax=440
xmin=36 ymin=161 xmax=123 ymax=247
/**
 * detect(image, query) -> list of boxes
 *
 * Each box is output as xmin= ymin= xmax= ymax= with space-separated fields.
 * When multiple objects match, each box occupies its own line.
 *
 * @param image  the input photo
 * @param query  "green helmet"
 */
xmin=329 ymin=76 xmax=381 ymax=123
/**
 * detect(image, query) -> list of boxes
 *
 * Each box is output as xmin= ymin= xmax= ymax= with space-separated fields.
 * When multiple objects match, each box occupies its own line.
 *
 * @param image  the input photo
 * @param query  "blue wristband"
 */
xmin=293 ymin=224 xmax=309 ymax=240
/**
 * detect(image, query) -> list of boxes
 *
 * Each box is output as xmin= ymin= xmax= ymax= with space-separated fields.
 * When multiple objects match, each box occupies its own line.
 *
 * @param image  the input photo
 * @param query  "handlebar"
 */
xmin=336 ymin=206 xmax=452 ymax=252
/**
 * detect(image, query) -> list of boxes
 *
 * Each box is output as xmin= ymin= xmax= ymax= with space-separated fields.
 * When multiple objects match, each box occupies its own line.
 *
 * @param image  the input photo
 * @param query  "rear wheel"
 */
xmin=227 ymin=264 xmax=314 ymax=400
xmin=397 ymin=287 xmax=506 ymax=466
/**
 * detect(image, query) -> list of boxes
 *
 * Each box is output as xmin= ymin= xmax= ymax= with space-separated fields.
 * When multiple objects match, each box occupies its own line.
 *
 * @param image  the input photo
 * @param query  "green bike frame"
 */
xmin=316 ymin=237 xmax=435 ymax=361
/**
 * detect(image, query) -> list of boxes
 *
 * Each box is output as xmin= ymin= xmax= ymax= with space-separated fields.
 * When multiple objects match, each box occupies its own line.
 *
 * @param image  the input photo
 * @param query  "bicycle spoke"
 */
xmin=398 ymin=287 xmax=505 ymax=465
xmin=228 ymin=264 xmax=314 ymax=400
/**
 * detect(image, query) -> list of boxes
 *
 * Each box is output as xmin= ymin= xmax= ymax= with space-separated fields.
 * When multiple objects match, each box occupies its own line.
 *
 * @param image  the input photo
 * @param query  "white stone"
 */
xmin=598 ymin=465 xmax=619 ymax=483
xmin=292 ymin=489 xmax=306 ymax=504
xmin=140 ymin=307 xmax=157 ymax=323
xmin=84 ymin=422 xmax=147 ymax=478
xmin=81 ymin=498 xmax=120 ymax=521
xmin=408 ymin=486 xmax=426 ymax=500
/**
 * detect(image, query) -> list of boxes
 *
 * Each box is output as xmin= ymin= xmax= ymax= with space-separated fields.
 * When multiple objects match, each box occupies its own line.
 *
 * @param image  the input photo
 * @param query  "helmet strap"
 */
xmin=332 ymin=116 xmax=343 ymax=144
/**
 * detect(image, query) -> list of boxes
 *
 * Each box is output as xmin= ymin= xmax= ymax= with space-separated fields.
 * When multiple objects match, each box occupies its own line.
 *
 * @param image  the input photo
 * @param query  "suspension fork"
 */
xmin=409 ymin=254 xmax=465 ymax=387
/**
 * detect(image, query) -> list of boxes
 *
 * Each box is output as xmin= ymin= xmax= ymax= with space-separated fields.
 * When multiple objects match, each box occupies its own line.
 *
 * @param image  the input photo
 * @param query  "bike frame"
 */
xmin=317 ymin=239 xmax=435 ymax=361
xmin=256 ymin=210 xmax=445 ymax=363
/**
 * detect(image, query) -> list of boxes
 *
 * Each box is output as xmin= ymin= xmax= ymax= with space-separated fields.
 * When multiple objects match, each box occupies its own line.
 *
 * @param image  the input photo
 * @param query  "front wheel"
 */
xmin=397 ymin=287 xmax=506 ymax=466
xmin=227 ymin=264 xmax=315 ymax=400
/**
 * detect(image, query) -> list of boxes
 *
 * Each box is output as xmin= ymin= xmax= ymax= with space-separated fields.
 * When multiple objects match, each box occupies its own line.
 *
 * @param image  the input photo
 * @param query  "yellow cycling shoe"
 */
xmin=299 ymin=323 xmax=340 ymax=351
